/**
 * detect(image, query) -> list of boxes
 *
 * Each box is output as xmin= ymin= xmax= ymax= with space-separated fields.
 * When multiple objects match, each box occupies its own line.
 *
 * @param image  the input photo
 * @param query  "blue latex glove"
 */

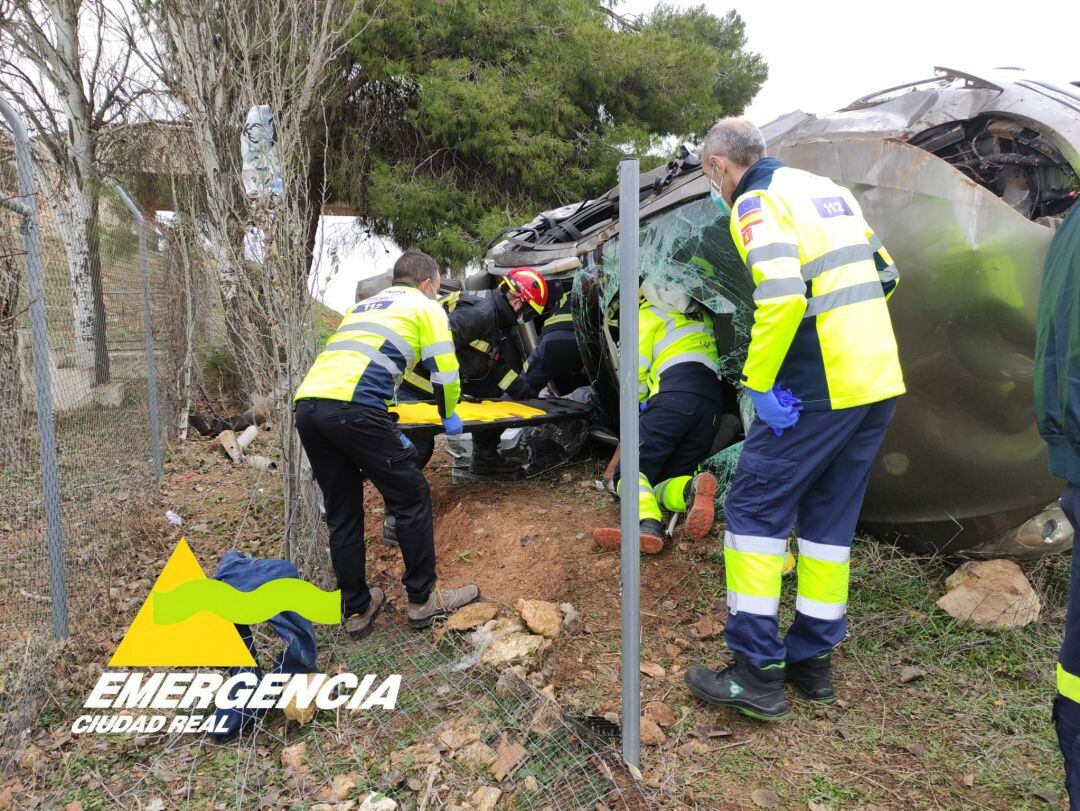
xmin=639 ymin=401 xmax=648 ymax=412
xmin=748 ymin=386 xmax=803 ymax=436
xmin=441 ymin=412 xmax=464 ymax=435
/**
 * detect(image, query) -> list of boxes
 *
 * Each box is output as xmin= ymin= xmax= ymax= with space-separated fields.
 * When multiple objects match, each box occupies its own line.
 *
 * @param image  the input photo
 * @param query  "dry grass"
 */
xmin=0 ymin=434 xmax=1071 ymax=809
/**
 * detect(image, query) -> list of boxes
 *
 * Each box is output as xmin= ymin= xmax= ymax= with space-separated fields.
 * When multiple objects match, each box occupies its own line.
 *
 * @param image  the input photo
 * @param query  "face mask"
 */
xmin=709 ymin=183 xmax=730 ymax=216
xmin=708 ymin=163 xmax=730 ymax=215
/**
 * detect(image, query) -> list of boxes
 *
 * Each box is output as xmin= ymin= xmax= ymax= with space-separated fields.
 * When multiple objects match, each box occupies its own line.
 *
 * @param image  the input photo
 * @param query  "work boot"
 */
xmin=684 ymin=472 xmax=717 ymax=541
xmin=684 ymin=656 xmax=790 ymax=721
xmin=592 ymin=518 xmax=665 ymax=555
xmin=787 ymin=653 xmax=835 ymax=703
xmin=342 ymin=587 xmax=385 ymax=640
xmin=381 ymin=515 xmax=399 ymax=548
xmin=407 ymin=583 xmax=481 ymax=629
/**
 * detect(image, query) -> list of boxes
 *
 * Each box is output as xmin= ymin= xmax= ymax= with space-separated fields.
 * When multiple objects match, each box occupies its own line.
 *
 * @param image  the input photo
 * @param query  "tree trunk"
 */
xmin=56 ymin=185 xmax=110 ymax=384
xmin=0 ymin=224 xmax=27 ymax=471
xmin=44 ymin=0 xmax=111 ymax=385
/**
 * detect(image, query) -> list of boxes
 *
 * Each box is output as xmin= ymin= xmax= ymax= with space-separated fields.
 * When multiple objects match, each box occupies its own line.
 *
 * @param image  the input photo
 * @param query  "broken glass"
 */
xmin=572 ymin=194 xmax=758 ymax=512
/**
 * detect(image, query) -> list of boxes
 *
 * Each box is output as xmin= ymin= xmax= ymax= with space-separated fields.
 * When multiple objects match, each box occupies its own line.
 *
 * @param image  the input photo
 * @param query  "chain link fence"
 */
xmin=0 ymin=99 xmax=178 ymax=751
xmin=0 ymin=91 xmax=660 ymax=805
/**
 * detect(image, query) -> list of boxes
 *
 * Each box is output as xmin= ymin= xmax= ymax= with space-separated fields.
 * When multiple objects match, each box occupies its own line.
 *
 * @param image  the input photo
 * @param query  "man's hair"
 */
xmin=701 ymin=118 xmax=766 ymax=168
xmin=392 ymin=250 xmax=440 ymax=287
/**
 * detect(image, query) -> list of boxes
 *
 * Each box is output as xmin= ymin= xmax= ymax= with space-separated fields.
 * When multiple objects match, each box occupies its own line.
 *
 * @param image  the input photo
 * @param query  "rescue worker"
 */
xmin=593 ymin=281 xmax=723 ymax=553
xmin=684 ymin=119 xmax=905 ymax=720
xmin=517 ymin=284 xmax=588 ymax=398
xmin=293 ymin=251 xmax=480 ymax=638
xmin=402 ymin=267 xmax=549 ymax=408
xmin=382 ymin=267 xmax=549 ymax=545
xmin=1034 ymin=202 xmax=1080 ymax=807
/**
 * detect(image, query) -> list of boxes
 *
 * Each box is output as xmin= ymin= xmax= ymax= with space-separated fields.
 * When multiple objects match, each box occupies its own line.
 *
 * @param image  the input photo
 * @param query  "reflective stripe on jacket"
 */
xmin=294 ymin=285 xmax=461 ymax=417
xmin=730 ymin=157 xmax=905 ymax=410
xmin=542 ymin=290 xmax=574 ymax=332
xmin=637 ymin=302 xmax=721 ymax=402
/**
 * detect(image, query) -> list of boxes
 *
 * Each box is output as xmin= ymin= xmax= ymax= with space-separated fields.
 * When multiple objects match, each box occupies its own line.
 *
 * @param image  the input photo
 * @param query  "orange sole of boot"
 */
xmin=592 ymin=527 xmax=664 ymax=554
xmin=684 ymin=472 xmax=717 ymax=540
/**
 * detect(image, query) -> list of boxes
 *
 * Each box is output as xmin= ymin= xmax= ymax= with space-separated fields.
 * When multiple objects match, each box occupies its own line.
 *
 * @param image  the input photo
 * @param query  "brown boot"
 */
xmin=684 ymin=472 xmax=717 ymax=541
xmin=407 ymin=583 xmax=480 ymax=629
xmin=343 ymin=586 xmax=385 ymax=640
xmin=593 ymin=519 xmax=665 ymax=554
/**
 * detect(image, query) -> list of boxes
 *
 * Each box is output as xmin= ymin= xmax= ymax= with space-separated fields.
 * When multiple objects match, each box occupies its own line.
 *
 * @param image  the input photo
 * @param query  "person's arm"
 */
xmin=731 ymin=192 xmax=807 ymax=393
xmin=637 ymin=306 xmax=661 ymax=402
xmin=419 ymin=303 xmax=461 ymax=418
xmin=867 ymin=227 xmax=899 ymax=299
xmin=848 ymin=195 xmax=899 ymax=299
xmin=518 ymin=344 xmax=547 ymax=398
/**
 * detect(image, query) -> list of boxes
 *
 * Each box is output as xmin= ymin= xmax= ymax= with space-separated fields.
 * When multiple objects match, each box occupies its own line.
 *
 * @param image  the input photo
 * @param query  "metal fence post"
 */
xmin=618 ymin=156 xmax=641 ymax=767
xmin=0 ymin=95 xmax=69 ymax=639
xmin=113 ymin=184 xmax=163 ymax=477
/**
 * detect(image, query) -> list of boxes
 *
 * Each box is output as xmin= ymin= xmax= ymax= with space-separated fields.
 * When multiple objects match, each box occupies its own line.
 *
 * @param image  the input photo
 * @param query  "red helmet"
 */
xmin=503 ymin=267 xmax=549 ymax=315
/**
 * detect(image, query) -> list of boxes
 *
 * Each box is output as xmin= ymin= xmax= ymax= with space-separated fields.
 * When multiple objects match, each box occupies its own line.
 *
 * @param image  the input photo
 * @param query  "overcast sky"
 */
xmin=314 ymin=1 xmax=1080 ymax=312
xmin=623 ymin=0 xmax=1080 ymax=123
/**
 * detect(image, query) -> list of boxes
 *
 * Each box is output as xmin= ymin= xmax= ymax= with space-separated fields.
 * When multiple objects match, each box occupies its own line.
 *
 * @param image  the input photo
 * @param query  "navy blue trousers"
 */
xmin=723 ymin=398 xmax=896 ymax=666
xmin=1055 ymin=485 xmax=1080 ymax=809
xmin=613 ymin=390 xmax=724 ymax=495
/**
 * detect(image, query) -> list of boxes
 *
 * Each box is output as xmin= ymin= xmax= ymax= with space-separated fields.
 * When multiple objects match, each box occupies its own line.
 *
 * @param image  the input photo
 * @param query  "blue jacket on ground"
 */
xmin=208 ymin=551 xmax=318 ymax=742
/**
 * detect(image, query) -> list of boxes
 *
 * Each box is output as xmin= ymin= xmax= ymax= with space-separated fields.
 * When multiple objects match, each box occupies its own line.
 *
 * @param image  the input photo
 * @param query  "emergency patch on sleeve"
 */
xmin=812 ymin=196 xmax=853 ymax=218
xmin=740 ymin=215 xmax=764 ymax=246
xmin=737 ymin=195 xmax=764 ymax=245
xmin=352 ymin=299 xmax=392 ymax=313
xmin=737 ymin=196 xmax=762 ymax=219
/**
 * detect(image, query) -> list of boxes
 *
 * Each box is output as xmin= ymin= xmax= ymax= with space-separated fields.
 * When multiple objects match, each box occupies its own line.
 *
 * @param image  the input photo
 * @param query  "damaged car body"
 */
xmin=473 ymin=67 xmax=1080 ymax=559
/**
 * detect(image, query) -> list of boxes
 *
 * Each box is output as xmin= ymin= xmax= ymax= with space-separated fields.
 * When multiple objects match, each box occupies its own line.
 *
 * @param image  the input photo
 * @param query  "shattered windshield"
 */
xmin=597 ymin=195 xmax=755 ymax=386
xmin=572 ymin=193 xmax=759 ymax=514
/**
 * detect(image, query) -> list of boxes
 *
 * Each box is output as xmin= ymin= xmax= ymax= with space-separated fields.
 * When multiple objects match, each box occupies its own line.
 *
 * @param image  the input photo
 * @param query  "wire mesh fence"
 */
xmin=0 ymin=99 xmax=177 ymax=753
xmin=0 ymin=92 xmax=658 ymax=806
xmin=81 ymin=615 xmax=661 ymax=809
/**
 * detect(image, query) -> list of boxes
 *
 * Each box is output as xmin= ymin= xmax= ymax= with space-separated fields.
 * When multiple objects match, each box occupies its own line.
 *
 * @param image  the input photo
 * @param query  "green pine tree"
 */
xmin=327 ymin=1 xmax=767 ymax=267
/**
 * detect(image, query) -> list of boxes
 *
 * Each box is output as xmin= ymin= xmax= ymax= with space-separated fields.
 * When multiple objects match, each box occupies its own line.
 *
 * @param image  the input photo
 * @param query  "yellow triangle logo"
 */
xmin=109 ymin=538 xmax=256 ymax=667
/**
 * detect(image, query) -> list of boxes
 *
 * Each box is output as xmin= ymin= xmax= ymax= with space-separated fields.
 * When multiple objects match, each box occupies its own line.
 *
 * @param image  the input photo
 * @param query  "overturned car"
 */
xmin=466 ymin=67 xmax=1080 ymax=559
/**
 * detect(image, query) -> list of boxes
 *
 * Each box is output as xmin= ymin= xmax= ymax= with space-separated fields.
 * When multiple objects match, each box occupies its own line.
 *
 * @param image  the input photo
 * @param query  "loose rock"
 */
xmin=751 ymin=789 xmax=780 ymax=808
xmin=516 ymin=599 xmax=563 ymax=638
xmin=479 ymin=620 xmax=547 ymax=667
xmin=559 ymin=602 xmax=582 ymax=635
xmin=283 ymin=693 xmax=317 ymax=725
xmin=437 ymin=717 xmax=482 ymax=751
xmin=643 ymin=701 xmax=675 ymax=729
xmin=937 ymin=559 xmax=1041 ymax=629
xmin=470 ymin=787 xmax=502 ymax=811
xmin=389 ymin=743 xmax=441 ymax=770
xmin=691 ymin=614 xmax=723 ymax=640
xmin=446 ymin=602 xmax=500 ymax=632
xmin=359 ymin=794 xmax=398 ymax=811
xmin=482 ymin=633 xmax=546 ymax=667
xmin=457 ymin=740 xmax=499 ymax=771
xmin=320 ymin=774 xmax=360 ymax=802
xmin=639 ymin=717 xmax=666 ymax=746
xmin=639 ymin=662 xmax=665 ymax=679
xmin=899 ymin=666 xmax=926 ymax=685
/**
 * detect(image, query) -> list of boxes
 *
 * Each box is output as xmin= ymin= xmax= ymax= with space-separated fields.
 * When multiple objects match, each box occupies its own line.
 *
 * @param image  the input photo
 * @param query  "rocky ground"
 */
xmin=0 ymin=429 xmax=1072 ymax=810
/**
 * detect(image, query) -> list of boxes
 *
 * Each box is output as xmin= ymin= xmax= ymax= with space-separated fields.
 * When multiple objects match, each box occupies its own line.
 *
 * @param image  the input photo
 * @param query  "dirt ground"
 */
xmin=0 ymin=431 xmax=1071 ymax=810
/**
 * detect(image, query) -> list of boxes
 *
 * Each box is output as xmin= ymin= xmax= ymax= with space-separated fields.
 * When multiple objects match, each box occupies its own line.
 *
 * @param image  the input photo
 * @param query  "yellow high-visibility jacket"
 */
xmin=730 ymin=157 xmax=905 ymax=410
xmin=637 ymin=302 xmax=722 ymax=402
xmin=294 ymin=285 xmax=461 ymax=417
